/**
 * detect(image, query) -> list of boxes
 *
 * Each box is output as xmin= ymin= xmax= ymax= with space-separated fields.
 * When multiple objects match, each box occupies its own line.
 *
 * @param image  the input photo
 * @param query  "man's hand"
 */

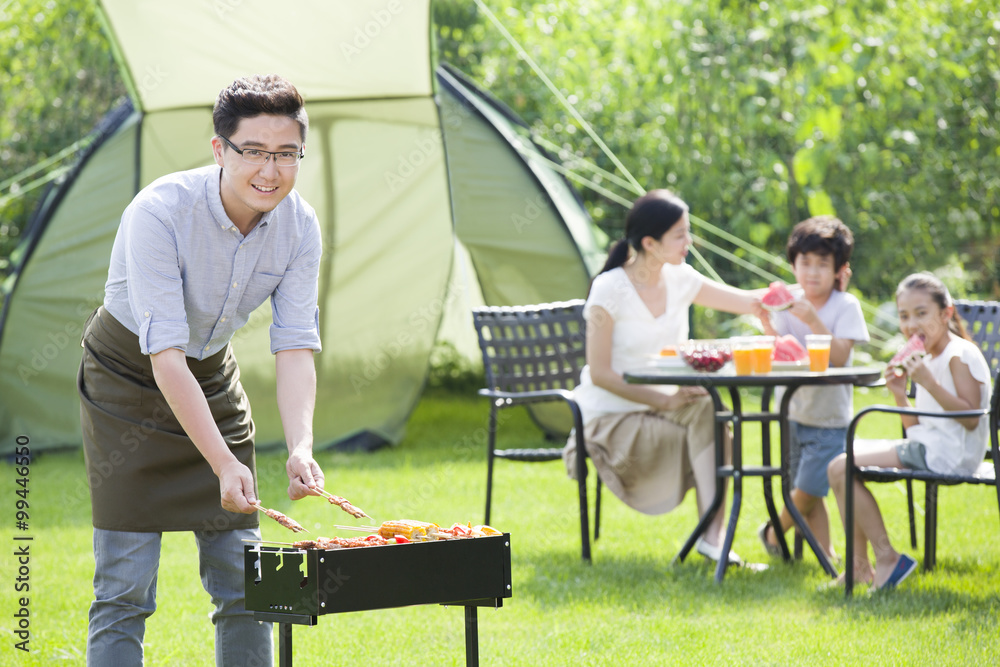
xmin=286 ymin=448 xmax=325 ymax=500
xmin=217 ymin=459 xmax=259 ymax=513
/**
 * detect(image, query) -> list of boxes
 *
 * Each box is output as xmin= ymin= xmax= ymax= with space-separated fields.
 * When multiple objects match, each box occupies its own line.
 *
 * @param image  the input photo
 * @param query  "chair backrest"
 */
xmin=955 ymin=300 xmax=1000 ymax=376
xmin=472 ymin=300 xmax=586 ymax=394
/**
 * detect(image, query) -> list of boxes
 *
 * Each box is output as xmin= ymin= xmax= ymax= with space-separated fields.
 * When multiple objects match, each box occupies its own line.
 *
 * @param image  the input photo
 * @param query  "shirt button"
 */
xmin=220 ymin=317 xmax=227 ymax=323
xmin=232 ymin=282 xmax=238 ymax=288
xmin=144 ymin=311 xmax=150 ymax=318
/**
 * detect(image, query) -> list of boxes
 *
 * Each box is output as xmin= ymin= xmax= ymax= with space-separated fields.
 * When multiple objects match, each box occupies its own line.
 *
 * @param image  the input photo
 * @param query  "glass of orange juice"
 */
xmin=805 ymin=334 xmax=832 ymax=372
xmin=751 ymin=336 xmax=775 ymax=374
xmin=732 ymin=337 xmax=754 ymax=375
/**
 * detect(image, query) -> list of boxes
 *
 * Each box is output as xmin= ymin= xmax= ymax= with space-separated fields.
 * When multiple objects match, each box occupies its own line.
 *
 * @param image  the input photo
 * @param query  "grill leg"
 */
xmin=278 ymin=622 xmax=293 ymax=667
xmin=465 ymin=606 xmax=479 ymax=667
xmin=485 ymin=404 xmax=499 ymax=525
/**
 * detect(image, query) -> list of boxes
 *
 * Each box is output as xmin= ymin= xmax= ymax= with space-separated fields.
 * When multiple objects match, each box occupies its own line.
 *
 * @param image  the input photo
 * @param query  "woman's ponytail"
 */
xmin=598 ymin=238 xmax=631 ymax=276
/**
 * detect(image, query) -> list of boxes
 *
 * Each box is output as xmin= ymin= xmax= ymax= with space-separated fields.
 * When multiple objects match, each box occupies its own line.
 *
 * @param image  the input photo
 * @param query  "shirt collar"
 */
xmin=206 ymin=166 xmax=274 ymax=232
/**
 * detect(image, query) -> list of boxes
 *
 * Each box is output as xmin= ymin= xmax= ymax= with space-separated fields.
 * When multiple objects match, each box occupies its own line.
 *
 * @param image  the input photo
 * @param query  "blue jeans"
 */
xmin=87 ymin=527 xmax=272 ymax=666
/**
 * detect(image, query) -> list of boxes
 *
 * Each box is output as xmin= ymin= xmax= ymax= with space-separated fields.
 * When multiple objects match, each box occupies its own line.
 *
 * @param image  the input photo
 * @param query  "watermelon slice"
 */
xmin=889 ymin=334 xmax=925 ymax=370
xmin=761 ymin=281 xmax=796 ymax=312
xmin=773 ymin=334 xmax=808 ymax=362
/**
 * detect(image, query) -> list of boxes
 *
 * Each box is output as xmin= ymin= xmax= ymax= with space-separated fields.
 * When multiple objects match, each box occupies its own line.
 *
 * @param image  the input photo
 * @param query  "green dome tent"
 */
xmin=0 ymin=0 xmax=604 ymax=455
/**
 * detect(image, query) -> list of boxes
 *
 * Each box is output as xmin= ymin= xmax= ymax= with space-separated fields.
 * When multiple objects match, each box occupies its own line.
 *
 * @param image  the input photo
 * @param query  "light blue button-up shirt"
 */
xmin=104 ymin=165 xmax=322 ymax=359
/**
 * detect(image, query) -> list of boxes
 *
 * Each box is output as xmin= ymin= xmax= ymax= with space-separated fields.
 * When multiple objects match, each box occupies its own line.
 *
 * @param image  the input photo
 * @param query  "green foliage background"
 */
xmin=435 ymin=0 xmax=1000 ymax=302
xmin=3 ymin=0 xmax=999 ymax=304
xmin=0 ymin=0 xmax=126 ymax=272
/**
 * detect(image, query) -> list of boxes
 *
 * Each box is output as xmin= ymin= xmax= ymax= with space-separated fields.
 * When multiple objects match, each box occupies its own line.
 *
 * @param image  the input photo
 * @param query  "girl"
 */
xmin=827 ymin=272 xmax=991 ymax=589
xmin=563 ymin=189 xmax=765 ymax=565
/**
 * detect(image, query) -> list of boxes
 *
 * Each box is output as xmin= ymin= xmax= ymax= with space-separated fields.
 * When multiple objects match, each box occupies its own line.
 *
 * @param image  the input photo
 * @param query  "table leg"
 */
xmin=465 ymin=606 xmax=479 ymax=667
xmin=676 ymin=387 xmax=728 ymax=564
xmin=759 ymin=388 xmax=789 ymax=559
xmin=778 ymin=386 xmax=837 ymax=577
xmin=714 ymin=388 xmax=744 ymax=583
xmin=278 ymin=622 xmax=293 ymax=667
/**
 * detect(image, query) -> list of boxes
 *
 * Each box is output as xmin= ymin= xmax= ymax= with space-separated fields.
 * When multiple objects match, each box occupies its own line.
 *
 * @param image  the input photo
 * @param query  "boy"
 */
xmin=80 ymin=74 xmax=324 ymax=665
xmin=758 ymin=216 xmax=870 ymax=561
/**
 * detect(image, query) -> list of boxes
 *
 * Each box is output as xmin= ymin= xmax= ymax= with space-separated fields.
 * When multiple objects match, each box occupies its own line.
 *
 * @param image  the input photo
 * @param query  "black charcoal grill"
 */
xmin=244 ymin=534 xmax=512 ymax=666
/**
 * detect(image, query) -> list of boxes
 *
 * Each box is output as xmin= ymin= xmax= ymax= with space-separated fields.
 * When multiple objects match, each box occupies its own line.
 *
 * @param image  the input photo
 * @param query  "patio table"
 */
xmin=624 ymin=363 xmax=883 ymax=582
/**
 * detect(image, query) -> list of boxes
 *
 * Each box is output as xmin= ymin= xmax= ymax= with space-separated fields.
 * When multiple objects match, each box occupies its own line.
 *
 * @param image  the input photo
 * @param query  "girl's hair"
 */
xmin=896 ymin=272 xmax=971 ymax=340
xmin=598 ymin=189 xmax=689 ymax=275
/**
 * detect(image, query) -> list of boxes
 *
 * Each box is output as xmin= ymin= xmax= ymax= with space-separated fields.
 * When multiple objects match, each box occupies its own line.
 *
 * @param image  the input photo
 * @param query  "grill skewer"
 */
xmin=311 ymin=487 xmax=372 ymax=520
xmin=253 ymin=503 xmax=309 ymax=533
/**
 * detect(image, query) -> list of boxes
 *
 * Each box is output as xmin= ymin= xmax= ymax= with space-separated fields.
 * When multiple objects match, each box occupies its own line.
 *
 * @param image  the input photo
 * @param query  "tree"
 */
xmin=0 ymin=0 xmax=126 ymax=271
xmin=437 ymin=0 xmax=1000 ymax=301
xmin=4 ymin=0 xmax=998 ymax=304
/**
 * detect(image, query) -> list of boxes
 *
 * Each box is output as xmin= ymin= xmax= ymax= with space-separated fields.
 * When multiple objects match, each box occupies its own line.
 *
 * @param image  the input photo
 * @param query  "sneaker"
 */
xmin=695 ymin=537 xmax=743 ymax=565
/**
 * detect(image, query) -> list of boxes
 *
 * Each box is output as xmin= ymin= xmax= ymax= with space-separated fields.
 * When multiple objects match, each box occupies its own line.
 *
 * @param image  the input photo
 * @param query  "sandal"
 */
xmin=757 ymin=521 xmax=783 ymax=558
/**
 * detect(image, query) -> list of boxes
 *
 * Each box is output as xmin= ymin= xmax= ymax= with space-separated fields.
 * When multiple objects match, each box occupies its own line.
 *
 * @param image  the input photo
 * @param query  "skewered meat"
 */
xmin=293 ymin=535 xmax=387 ymax=549
xmin=255 ymin=504 xmax=307 ymax=533
xmin=326 ymin=494 xmax=370 ymax=519
xmin=313 ymin=487 xmax=371 ymax=519
xmin=280 ymin=521 xmax=503 ymax=550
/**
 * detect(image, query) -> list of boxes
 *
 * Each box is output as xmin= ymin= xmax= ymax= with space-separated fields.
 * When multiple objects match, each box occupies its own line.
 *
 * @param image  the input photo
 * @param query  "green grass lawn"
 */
xmin=2 ymin=386 xmax=999 ymax=665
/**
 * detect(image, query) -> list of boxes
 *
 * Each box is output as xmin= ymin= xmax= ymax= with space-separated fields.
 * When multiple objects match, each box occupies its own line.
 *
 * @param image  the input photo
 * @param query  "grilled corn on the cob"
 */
xmin=378 ymin=519 xmax=438 ymax=541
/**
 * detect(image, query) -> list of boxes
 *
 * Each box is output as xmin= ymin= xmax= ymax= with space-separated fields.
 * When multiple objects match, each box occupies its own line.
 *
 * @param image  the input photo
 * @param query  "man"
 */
xmin=79 ymin=74 xmax=323 ymax=665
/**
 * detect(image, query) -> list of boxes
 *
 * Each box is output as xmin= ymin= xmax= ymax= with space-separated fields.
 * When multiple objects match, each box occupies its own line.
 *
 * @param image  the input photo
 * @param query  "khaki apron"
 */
xmin=78 ymin=306 xmax=258 ymax=532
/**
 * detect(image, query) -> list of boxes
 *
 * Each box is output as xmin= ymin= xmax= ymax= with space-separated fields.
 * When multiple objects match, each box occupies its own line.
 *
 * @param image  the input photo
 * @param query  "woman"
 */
xmin=564 ymin=189 xmax=764 ymax=564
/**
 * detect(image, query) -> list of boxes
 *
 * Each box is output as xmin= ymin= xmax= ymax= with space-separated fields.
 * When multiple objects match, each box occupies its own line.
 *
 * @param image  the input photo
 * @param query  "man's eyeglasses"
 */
xmin=218 ymin=135 xmax=303 ymax=167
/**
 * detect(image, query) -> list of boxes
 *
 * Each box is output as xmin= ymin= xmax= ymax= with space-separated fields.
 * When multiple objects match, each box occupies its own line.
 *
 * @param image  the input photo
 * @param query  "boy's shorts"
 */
xmin=788 ymin=422 xmax=846 ymax=498
xmin=895 ymin=440 xmax=930 ymax=471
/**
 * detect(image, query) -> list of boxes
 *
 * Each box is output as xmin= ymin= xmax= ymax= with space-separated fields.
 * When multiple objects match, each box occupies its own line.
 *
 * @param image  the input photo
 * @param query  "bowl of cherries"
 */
xmin=678 ymin=339 xmax=732 ymax=373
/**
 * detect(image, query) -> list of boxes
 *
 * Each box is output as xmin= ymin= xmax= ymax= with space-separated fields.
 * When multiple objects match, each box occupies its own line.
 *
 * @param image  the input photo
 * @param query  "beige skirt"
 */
xmin=563 ymin=395 xmax=717 ymax=515
xmin=78 ymin=307 xmax=258 ymax=532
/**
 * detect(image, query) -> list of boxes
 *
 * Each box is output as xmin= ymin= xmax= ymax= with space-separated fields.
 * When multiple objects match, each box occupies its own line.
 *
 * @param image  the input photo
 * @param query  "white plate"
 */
xmin=646 ymin=355 xmax=686 ymax=368
xmin=770 ymin=360 xmax=808 ymax=371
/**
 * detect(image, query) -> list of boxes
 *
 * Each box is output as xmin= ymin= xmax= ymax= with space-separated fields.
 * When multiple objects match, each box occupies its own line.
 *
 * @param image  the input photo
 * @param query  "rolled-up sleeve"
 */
xmin=124 ymin=203 xmax=190 ymax=355
xmin=269 ymin=212 xmax=322 ymax=353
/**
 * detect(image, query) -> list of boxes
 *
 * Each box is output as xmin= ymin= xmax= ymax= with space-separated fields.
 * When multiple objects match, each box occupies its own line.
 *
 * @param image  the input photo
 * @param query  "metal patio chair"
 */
xmin=472 ymin=300 xmax=601 ymax=562
xmin=843 ymin=301 xmax=1000 ymax=594
xmin=894 ymin=300 xmax=1000 ymax=565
